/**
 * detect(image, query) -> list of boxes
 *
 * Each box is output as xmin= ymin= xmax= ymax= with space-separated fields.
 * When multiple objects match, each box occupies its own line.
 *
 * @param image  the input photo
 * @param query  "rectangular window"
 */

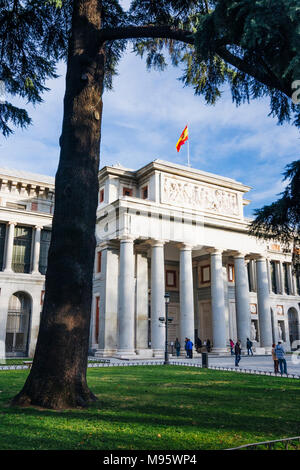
xmin=99 ymin=189 xmax=104 ymax=203
xmin=39 ymin=229 xmax=51 ymax=275
xmin=166 ymin=270 xmax=177 ymax=288
xmin=96 ymin=251 xmax=102 ymax=273
xmin=123 ymin=187 xmax=133 ymax=197
xmin=6 ymin=202 xmax=26 ymax=210
xmin=297 ymin=275 xmax=300 ymax=296
xmin=227 ymin=264 xmax=235 ymax=282
xmin=142 ymin=186 xmax=148 ymax=199
xmin=283 ymin=263 xmax=290 ymax=295
xmin=270 ymin=261 xmax=277 ymax=294
xmin=201 ymin=265 xmax=211 ymax=284
xmin=95 ymin=296 xmax=100 ymax=343
xmin=0 ymin=223 xmax=6 ymax=271
xmin=12 ymin=226 xmax=32 ymax=273
xmin=41 ymin=290 xmax=45 ymax=306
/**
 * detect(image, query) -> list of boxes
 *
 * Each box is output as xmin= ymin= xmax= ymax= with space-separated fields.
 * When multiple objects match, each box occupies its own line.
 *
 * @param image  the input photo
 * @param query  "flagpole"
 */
xmin=187 ymin=124 xmax=191 ymax=167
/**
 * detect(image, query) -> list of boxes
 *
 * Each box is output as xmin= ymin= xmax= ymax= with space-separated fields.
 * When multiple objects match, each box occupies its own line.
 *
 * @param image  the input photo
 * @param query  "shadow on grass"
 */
xmin=0 ymin=366 xmax=299 ymax=450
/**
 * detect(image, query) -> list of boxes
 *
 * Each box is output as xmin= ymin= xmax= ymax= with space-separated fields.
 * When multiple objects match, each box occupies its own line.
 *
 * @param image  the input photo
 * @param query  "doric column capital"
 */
xmin=179 ymin=243 xmax=193 ymax=251
xmin=150 ymin=239 xmax=165 ymax=248
xmin=34 ymin=225 xmax=43 ymax=231
xmin=233 ymin=251 xmax=247 ymax=259
xmin=209 ymin=248 xmax=223 ymax=256
xmin=119 ymin=235 xmax=135 ymax=243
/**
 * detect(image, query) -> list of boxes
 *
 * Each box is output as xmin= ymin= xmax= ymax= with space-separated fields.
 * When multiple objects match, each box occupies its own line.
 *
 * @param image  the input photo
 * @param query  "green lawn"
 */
xmin=0 ymin=366 xmax=299 ymax=450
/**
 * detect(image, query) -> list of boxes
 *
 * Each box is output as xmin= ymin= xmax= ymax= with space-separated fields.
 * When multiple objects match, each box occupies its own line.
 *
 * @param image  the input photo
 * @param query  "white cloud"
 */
xmin=0 ymin=46 xmax=298 ymax=219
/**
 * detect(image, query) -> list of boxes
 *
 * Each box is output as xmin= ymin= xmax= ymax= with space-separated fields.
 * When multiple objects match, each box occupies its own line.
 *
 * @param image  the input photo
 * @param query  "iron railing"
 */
xmin=226 ymin=436 xmax=300 ymax=450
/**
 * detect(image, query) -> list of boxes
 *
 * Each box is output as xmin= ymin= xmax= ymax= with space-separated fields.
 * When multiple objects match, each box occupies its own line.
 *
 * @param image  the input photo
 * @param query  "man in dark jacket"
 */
xmin=234 ymin=340 xmax=241 ymax=367
xmin=246 ymin=337 xmax=253 ymax=356
xmin=186 ymin=338 xmax=193 ymax=359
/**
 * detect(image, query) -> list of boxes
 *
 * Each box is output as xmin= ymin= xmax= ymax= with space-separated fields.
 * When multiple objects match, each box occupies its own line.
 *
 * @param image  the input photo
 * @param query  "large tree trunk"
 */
xmin=12 ymin=0 xmax=104 ymax=409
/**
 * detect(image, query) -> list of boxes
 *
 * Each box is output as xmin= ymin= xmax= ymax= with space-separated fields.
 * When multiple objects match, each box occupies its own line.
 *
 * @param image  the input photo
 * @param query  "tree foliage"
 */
xmin=1 ymin=0 xmax=300 ymax=137
xmin=249 ymin=160 xmax=300 ymax=275
xmin=194 ymin=0 xmax=300 ymax=127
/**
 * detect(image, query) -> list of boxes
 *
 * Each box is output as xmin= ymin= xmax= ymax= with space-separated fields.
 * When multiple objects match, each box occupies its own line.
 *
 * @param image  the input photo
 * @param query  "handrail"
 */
xmin=226 ymin=436 xmax=300 ymax=450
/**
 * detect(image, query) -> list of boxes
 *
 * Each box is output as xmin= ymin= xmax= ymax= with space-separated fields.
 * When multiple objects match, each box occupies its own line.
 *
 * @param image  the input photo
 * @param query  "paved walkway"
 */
xmin=1 ymin=353 xmax=299 ymax=377
xmin=87 ymin=352 xmax=300 ymax=377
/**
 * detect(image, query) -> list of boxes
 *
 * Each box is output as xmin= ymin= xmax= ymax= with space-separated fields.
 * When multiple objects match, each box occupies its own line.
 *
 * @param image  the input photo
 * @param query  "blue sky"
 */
xmin=0 ymin=1 xmax=299 ymax=218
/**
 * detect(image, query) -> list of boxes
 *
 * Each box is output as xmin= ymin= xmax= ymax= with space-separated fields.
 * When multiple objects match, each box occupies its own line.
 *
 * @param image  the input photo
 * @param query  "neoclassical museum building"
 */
xmin=0 ymin=160 xmax=299 ymax=359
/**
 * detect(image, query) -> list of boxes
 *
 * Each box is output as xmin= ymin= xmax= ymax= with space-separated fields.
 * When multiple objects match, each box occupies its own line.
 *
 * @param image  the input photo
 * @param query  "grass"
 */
xmin=0 ymin=366 xmax=299 ymax=450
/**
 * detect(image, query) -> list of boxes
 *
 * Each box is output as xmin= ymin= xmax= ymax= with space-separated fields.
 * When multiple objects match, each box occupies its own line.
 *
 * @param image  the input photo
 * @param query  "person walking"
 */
xmin=184 ymin=337 xmax=188 ymax=358
xmin=229 ymin=339 xmax=235 ymax=355
xmin=186 ymin=338 xmax=193 ymax=359
xmin=272 ymin=343 xmax=279 ymax=374
xmin=206 ymin=339 xmax=211 ymax=352
xmin=175 ymin=338 xmax=181 ymax=357
xmin=246 ymin=337 xmax=254 ymax=356
xmin=196 ymin=337 xmax=202 ymax=353
xmin=234 ymin=340 xmax=241 ymax=367
xmin=275 ymin=341 xmax=287 ymax=375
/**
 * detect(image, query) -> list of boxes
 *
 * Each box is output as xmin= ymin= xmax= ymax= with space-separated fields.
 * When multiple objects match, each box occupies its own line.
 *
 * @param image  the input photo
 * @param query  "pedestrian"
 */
xmin=275 ymin=341 xmax=287 ymax=375
xmin=175 ymin=337 xmax=181 ymax=357
xmin=196 ymin=337 xmax=202 ymax=352
xmin=246 ymin=337 xmax=254 ymax=356
xmin=271 ymin=343 xmax=279 ymax=374
xmin=186 ymin=338 xmax=193 ymax=359
xmin=234 ymin=340 xmax=241 ymax=367
xmin=206 ymin=339 xmax=211 ymax=352
xmin=184 ymin=337 xmax=188 ymax=358
xmin=229 ymin=339 xmax=235 ymax=355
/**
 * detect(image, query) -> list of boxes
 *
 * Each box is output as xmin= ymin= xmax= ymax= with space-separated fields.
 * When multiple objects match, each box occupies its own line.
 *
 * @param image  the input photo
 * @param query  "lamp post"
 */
xmin=164 ymin=292 xmax=170 ymax=365
xmin=159 ymin=293 xmax=172 ymax=365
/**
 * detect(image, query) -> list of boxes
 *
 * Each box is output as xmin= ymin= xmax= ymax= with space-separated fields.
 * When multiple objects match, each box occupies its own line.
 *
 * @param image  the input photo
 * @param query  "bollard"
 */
xmin=202 ymin=353 xmax=208 ymax=368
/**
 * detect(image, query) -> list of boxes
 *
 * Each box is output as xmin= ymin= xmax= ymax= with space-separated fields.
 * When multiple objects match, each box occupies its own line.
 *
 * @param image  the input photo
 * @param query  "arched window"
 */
xmin=5 ymin=292 xmax=31 ymax=356
xmin=288 ymin=307 xmax=300 ymax=349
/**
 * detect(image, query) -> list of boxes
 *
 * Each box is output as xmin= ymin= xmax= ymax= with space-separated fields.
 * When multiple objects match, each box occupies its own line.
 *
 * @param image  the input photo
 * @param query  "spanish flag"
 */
xmin=176 ymin=125 xmax=188 ymax=152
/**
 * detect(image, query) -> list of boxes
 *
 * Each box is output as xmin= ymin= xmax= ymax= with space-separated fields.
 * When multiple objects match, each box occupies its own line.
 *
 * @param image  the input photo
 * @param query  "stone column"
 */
xmin=210 ymin=250 xmax=227 ymax=353
xmin=32 ymin=226 xmax=43 ymax=274
xmin=136 ymin=252 xmax=149 ymax=355
xmin=256 ymin=257 xmax=273 ymax=352
xmin=117 ymin=237 xmax=136 ymax=356
xmin=279 ymin=261 xmax=285 ymax=294
xmin=151 ymin=240 xmax=165 ymax=356
xmin=234 ymin=253 xmax=251 ymax=349
xmin=3 ymin=222 xmax=15 ymax=272
xmin=287 ymin=263 xmax=293 ymax=295
xmin=179 ymin=244 xmax=195 ymax=351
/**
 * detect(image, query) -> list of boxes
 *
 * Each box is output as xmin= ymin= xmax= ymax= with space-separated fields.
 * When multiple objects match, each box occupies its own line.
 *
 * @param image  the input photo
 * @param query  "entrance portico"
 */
xmin=91 ymin=160 xmax=300 ymax=358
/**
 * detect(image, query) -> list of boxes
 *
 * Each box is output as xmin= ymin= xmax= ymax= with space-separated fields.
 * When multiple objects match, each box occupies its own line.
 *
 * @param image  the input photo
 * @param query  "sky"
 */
xmin=0 ymin=1 xmax=299 ymax=218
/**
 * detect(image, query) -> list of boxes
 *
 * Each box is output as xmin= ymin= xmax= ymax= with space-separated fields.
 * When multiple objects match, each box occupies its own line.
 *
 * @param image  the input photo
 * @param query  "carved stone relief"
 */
xmin=162 ymin=175 xmax=240 ymax=217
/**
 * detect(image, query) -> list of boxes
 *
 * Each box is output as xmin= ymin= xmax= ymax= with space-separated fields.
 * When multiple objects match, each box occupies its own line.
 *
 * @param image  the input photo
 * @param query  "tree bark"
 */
xmin=12 ymin=0 xmax=104 ymax=409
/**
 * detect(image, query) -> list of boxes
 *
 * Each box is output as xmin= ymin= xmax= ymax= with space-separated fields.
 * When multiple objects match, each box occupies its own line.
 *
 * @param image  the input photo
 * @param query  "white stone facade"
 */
xmin=0 ymin=161 xmax=299 ymax=359
xmin=0 ymin=168 xmax=54 ymax=358
xmin=92 ymin=160 xmax=300 ymax=358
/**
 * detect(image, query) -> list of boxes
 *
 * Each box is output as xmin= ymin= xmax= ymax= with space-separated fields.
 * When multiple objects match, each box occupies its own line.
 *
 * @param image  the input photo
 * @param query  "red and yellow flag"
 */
xmin=176 ymin=125 xmax=188 ymax=152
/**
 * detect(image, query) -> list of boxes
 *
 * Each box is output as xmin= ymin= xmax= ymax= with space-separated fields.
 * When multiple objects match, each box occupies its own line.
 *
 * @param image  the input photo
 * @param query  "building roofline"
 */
xmin=99 ymin=159 xmax=252 ymax=193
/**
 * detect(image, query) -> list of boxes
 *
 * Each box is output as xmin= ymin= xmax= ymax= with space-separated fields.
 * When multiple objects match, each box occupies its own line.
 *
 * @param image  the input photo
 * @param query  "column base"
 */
xmin=211 ymin=347 xmax=228 ymax=355
xmin=115 ymin=349 xmax=137 ymax=359
xmin=94 ymin=349 xmax=117 ymax=358
xmin=3 ymin=268 xmax=13 ymax=274
xmin=136 ymin=349 xmax=153 ymax=358
xmin=152 ymin=349 xmax=164 ymax=358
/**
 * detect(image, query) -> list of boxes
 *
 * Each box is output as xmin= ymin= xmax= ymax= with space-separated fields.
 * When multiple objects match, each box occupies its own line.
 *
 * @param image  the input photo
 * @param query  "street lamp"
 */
xmin=164 ymin=292 xmax=170 ymax=365
xmin=159 ymin=293 xmax=172 ymax=364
